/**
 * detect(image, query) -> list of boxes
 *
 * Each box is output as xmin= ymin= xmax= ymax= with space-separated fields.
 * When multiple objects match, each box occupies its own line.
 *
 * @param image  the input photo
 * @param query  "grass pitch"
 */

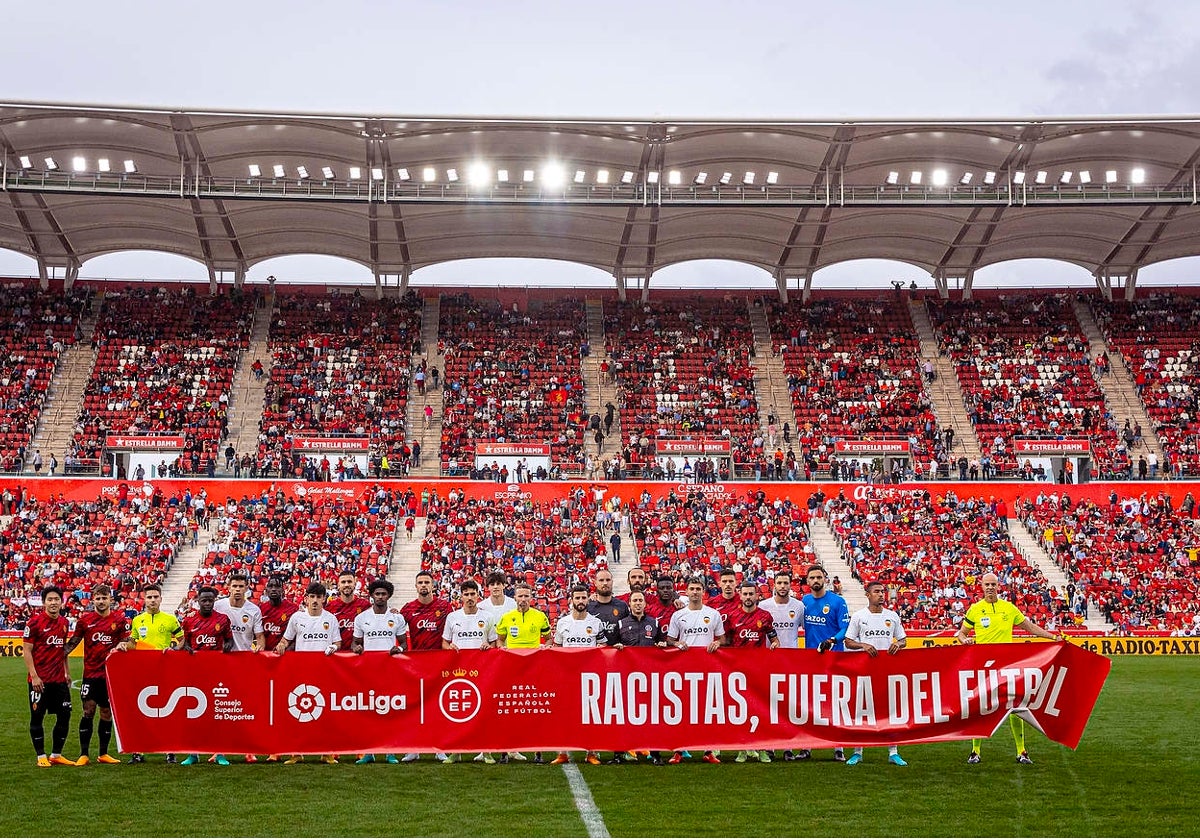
xmin=1 ymin=658 xmax=1196 ymax=837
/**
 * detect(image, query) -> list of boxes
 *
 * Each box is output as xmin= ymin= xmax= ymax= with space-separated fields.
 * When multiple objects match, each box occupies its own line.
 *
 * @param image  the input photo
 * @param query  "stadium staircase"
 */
xmin=582 ymin=299 xmax=623 ymax=461
xmin=26 ymin=293 xmax=102 ymax=470
xmin=387 ymin=516 xmax=428 ymax=600
xmin=1071 ymin=298 xmax=1166 ymax=466
xmin=226 ymin=294 xmax=274 ymax=466
xmin=406 ymin=296 xmax=444 ymax=477
xmin=1007 ymin=518 xmax=1110 ymax=632
xmin=746 ymin=303 xmax=801 ymax=448
xmin=807 ymin=516 xmax=868 ymax=615
xmin=907 ymin=299 xmax=983 ymax=462
xmin=159 ymin=522 xmax=218 ymax=614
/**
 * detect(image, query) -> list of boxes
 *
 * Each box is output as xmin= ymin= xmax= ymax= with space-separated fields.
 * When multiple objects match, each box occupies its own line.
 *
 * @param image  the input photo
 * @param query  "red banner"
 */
xmin=1013 ymin=438 xmax=1091 ymax=453
xmin=293 ymin=437 xmax=370 ymax=452
xmin=655 ymin=439 xmax=732 ymax=454
xmin=107 ymin=643 xmax=1108 ymax=755
xmin=104 ymin=435 xmax=186 ymax=450
xmin=475 ymin=442 xmax=552 ymax=457
xmin=834 ymin=440 xmax=912 ymax=454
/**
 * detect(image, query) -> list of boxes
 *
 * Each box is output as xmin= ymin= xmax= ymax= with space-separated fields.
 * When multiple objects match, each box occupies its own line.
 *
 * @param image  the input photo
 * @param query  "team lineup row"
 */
xmin=23 ymin=565 xmax=1061 ymax=768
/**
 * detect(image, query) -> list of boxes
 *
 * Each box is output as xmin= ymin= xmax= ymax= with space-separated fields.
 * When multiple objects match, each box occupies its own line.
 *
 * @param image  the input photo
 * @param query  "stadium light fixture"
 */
xmin=959 ymin=172 xmax=973 ymax=185
xmin=123 ymin=160 xmax=137 ymax=174
xmin=1105 ymin=169 xmax=1118 ymax=183
xmin=885 ymin=171 xmax=899 ymax=185
xmin=1060 ymin=171 xmax=1072 ymax=184
xmin=908 ymin=171 xmax=921 ymax=185
xmin=446 ymin=168 xmax=459 ymax=182
xmin=719 ymin=172 xmax=732 ymax=185
xmin=620 ymin=171 xmax=634 ymax=184
xmin=1131 ymin=167 xmax=1145 ymax=184
xmin=694 ymin=172 xmax=708 ymax=185
xmin=574 ymin=169 xmax=586 ymax=184
xmin=44 ymin=157 xmax=58 ymax=170
xmin=743 ymin=171 xmax=755 ymax=185
xmin=395 ymin=168 xmax=410 ymax=181
xmin=349 ymin=167 xmax=362 ymax=180
xmin=296 ymin=166 xmax=309 ymax=179
xmin=766 ymin=171 xmax=779 ymax=185
xmin=541 ymin=163 xmax=566 ymax=187
xmin=668 ymin=170 xmax=681 ymax=185
xmin=647 ymin=171 xmax=660 ymax=184
xmin=523 ymin=169 xmax=535 ymax=183
xmin=19 ymin=155 xmax=31 ymax=169
xmin=322 ymin=166 xmax=336 ymax=179
xmin=596 ymin=169 xmax=610 ymax=184
xmin=497 ymin=169 xmax=509 ymax=182
xmin=983 ymin=171 xmax=996 ymax=185
xmin=931 ymin=169 xmax=947 ymax=186
xmin=1013 ymin=171 xmax=1026 ymax=184
xmin=72 ymin=156 xmax=87 ymax=172
xmin=423 ymin=167 xmax=437 ymax=182
xmin=248 ymin=164 xmax=261 ymax=177
xmin=372 ymin=167 xmax=385 ymax=180
xmin=468 ymin=163 xmax=490 ymax=186
xmin=1078 ymin=170 xmax=1091 ymax=184
xmin=1035 ymin=171 xmax=1048 ymax=184
xmin=98 ymin=158 xmax=111 ymax=173
xmin=273 ymin=164 xmax=286 ymax=178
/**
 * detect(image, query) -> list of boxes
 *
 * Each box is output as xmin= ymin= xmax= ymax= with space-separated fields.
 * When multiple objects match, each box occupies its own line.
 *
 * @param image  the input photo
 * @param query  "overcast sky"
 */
xmin=6 ymin=0 xmax=1200 ymax=291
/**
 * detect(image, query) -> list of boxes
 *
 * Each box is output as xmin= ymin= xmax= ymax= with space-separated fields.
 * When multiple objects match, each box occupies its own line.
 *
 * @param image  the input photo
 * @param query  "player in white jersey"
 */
xmin=550 ymin=586 xmax=606 ymax=766
xmin=666 ymin=578 xmax=726 ymax=765
xmin=443 ymin=580 xmax=498 ymax=651
xmin=212 ymin=573 xmax=266 ymax=763
xmin=275 ymin=582 xmax=342 ymax=765
xmin=351 ymin=580 xmax=407 ymax=765
xmin=480 ymin=571 xmax=517 ymax=622
xmin=758 ymin=571 xmax=806 ymax=760
xmin=843 ymin=580 xmax=908 ymax=767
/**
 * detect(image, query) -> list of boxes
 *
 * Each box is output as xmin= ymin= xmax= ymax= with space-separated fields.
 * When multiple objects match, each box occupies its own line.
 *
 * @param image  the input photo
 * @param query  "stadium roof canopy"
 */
xmin=3 ymin=100 xmax=1200 ymax=298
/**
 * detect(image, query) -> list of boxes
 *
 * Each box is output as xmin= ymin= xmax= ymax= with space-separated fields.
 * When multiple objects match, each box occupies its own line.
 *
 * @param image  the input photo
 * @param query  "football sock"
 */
xmin=1009 ymin=716 xmax=1026 ymax=754
xmin=52 ymin=712 xmax=71 ymax=755
xmin=30 ymin=704 xmax=47 ymax=757
xmin=79 ymin=715 xmax=94 ymax=756
xmin=98 ymin=719 xmax=114 ymax=755
xmin=888 ymin=746 xmax=899 ymax=756
xmin=971 ymin=737 xmax=982 ymax=754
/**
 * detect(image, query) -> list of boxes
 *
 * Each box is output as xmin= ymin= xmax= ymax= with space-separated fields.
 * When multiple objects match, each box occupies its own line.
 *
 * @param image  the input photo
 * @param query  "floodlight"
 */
xmin=349 ymin=167 xmax=362 ymax=179
xmin=523 ymin=169 xmax=535 ymax=182
xmin=98 ymin=158 xmax=111 ymax=173
xmin=885 ymin=171 xmax=899 ymax=185
xmin=1013 ymin=171 xmax=1026 ymax=184
xmin=959 ymin=172 xmax=973 ymax=185
xmin=446 ymin=168 xmax=459 ymax=182
xmin=668 ymin=170 xmax=681 ymax=185
xmin=766 ymin=171 xmax=779 ymax=185
xmin=396 ymin=168 xmax=410 ymax=181
xmin=44 ymin=158 xmax=58 ymax=170
xmin=423 ymin=167 xmax=437 ymax=182
xmin=719 ymin=172 xmax=732 ymax=185
xmin=1105 ymin=170 xmax=1118 ymax=183
xmin=621 ymin=171 xmax=634 ymax=184
xmin=647 ymin=171 xmax=660 ymax=184
xmin=248 ymin=164 xmax=261 ymax=177
xmin=273 ymin=164 xmax=286 ymax=178
xmin=18 ymin=156 xmax=31 ymax=169
xmin=1035 ymin=171 xmax=1048 ymax=184
xmin=1059 ymin=171 xmax=1072 ymax=184
xmin=296 ymin=166 xmax=309 ymax=179
xmin=694 ymin=172 xmax=708 ymax=185
xmin=983 ymin=171 xmax=996 ymax=185
xmin=931 ymin=169 xmax=947 ymax=186
xmin=468 ymin=163 xmax=490 ymax=186
xmin=909 ymin=171 xmax=922 ymax=185
xmin=497 ymin=169 xmax=509 ymax=182
xmin=371 ymin=167 xmax=385 ymax=180
xmin=72 ymin=156 xmax=87 ymax=172
xmin=574 ymin=170 xmax=586 ymax=184
xmin=596 ymin=169 xmax=610 ymax=184
xmin=123 ymin=160 xmax=137 ymax=173
xmin=1078 ymin=170 xmax=1091 ymax=184
xmin=743 ymin=171 xmax=755 ymax=185
xmin=541 ymin=163 xmax=566 ymax=187
xmin=1131 ymin=167 xmax=1145 ymax=184
xmin=323 ymin=166 xmax=336 ymax=179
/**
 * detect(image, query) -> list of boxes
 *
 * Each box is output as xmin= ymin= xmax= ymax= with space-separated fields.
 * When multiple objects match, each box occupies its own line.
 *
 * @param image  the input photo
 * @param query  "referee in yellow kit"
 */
xmin=117 ymin=582 xmax=184 ymax=764
xmin=954 ymin=572 xmax=1063 ymax=765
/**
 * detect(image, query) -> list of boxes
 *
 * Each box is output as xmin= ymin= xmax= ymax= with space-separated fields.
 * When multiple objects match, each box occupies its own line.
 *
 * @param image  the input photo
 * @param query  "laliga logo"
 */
xmin=288 ymin=684 xmax=326 ymax=723
xmin=137 ymin=686 xmax=208 ymax=719
xmin=439 ymin=678 xmax=482 ymax=723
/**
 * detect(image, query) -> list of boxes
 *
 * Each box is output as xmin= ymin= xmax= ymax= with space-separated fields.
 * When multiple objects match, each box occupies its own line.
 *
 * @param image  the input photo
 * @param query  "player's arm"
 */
xmin=955 ymin=612 xmax=975 ymax=645
xmin=221 ymin=629 xmax=234 ymax=654
xmin=765 ymin=625 xmax=780 ymax=650
xmin=888 ymin=631 xmax=906 ymax=655
xmin=391 ymin=631 xmax=406 ymax=655
xmin=494 ymin=616 xmax=509 ymax=649
xmin=276 ymin=615 xmax=297 ymax=654
xmin=22 ymin=630 xmax=43 ymax=692
xmin=352 ymin=634 xmax=365 ymax=654
xmin=843 ymin=616 xmax=875 ymax=656
xmin=820 ymin=604 xmax=850 ymax=652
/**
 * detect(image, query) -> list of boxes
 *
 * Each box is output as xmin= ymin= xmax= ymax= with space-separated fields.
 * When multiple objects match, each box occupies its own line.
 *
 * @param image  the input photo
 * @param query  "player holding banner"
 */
xmin=800 ymin=564 xmax=850 ymax=762
xmin=843 ymin=580 xmax=908 ymax=766
xmin=67 ymin=584 xmax=130 ymax=765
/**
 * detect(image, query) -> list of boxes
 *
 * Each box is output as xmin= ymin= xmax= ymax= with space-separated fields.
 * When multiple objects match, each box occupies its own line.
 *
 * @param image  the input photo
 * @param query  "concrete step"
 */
xmin=1008 ymin=517 xmax=1110 ymax=632
xmin=389 ymin=517 xmax=429 ymax=600
xmin=159 ymin=523 xmax=217 ymax=614
xmin=807 ymin=517 xmax=869 ymax=615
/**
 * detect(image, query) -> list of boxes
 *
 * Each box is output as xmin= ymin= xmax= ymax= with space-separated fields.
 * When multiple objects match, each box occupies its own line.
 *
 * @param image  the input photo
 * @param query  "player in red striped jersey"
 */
xmin=259 ymin=575 xmax=298 ymax=651
xmin=66 ymin=584 xmax=130 ymax=765
xmin=24 ymin=585 xmax=74 ymax=767
xmin=725 ymin=580 xmax=779 ymax=765
xmin=326 ymin=571 xmax=369 ymax=650
xmin=400 ymin=570 xmax=454 ymax=763
xmin=176 ymin=587 xmax=233 ymax=766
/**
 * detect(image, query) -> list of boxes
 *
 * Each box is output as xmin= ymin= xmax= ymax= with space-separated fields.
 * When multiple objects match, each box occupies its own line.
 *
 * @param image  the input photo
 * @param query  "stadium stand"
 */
xmin=1018 ymin=489 xmax=1200 ymax=633
xmin=825 ymin=487 xmax=1073 ymax=630
xmin=1089 ymin=292 xmax=1200 ymax=478
xmin=927 ymin=294 xmax=1126 ymax=479
xmin=604 ymin=300 xmax=760 ymax=477
xmin=73 ymin=287 xmax=254 ymax=475
xmin=0 ymin=284 xmax=88 ymax=473
xmin=437 ymin=294 xmax=588 ymax=477
xmin=182 ymin=484 xmax=410 ymax=607
xmin=258 ymin=291 xmax=423 ymax=477
xmin=0 ymin=489 xmax=189 ymax=629
xmin=768 ymin=296 xmax=938 ymax=477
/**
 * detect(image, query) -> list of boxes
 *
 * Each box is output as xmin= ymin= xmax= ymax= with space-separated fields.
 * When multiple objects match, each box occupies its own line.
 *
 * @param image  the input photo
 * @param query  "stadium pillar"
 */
xmin=613 ymin=270 xmax=627 ymax=303
xmin=36 ymin=259 xmax=50 ymax=291
xmin=932 ymin=269 xmax=972 ymax=299
xmin=63 ymin=259 xmax=79 ymax=293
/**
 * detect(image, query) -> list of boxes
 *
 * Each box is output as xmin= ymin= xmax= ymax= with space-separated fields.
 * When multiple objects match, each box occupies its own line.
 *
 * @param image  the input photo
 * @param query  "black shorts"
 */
xmin=80 ymin=678 xmax=111 ymax=708
xmin=29 ymin=682 xmax=72 ymax=716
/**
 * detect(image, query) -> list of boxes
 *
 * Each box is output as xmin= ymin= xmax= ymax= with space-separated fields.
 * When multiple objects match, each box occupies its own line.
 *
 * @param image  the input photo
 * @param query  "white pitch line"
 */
xmin=562 ymin=763 xmax=611 ymax=838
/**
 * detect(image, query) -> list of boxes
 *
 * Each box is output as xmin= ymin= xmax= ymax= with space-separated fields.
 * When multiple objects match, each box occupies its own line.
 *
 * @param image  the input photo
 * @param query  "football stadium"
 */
xmin=4 ymin=9 xmax=1200 ymax=835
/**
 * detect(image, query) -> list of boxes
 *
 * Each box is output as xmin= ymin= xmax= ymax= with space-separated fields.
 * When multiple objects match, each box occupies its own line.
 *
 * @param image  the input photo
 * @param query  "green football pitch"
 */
xmin=1 ymin=657 xmax=1197 ymax=837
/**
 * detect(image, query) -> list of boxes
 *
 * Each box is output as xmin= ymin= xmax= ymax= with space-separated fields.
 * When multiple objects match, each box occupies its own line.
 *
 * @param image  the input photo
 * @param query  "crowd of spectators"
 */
xmin=73 ymin=287 xmax=253 ymax=475
xmin=1091 ymin=292 xmax=1200 ymax=478
xmin=1018 ymin=488 xmax=1200 ymax=633
xmin=0 ymin=285 xmax=88 ymax=473
xmin=604 ymin=300 xmax=759 ymax=477
xmin=928 ymin=294 xmax=1125 ymax=478
xmin=825 ymin=487 xmax=1074 ymax=630
xmin=438 ymin=294 xmax=587 ymax=476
